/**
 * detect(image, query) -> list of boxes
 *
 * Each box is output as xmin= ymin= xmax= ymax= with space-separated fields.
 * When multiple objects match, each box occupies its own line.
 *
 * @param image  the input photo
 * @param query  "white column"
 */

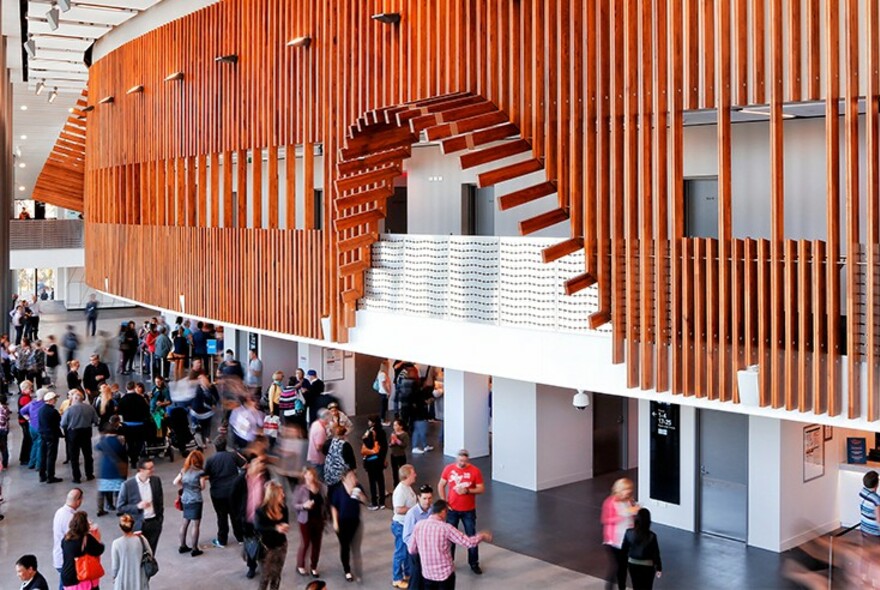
xmin=442 ymin=369 xmax=491 ymax=459
xmin=493 ymin=378 xmax=593 ymax=491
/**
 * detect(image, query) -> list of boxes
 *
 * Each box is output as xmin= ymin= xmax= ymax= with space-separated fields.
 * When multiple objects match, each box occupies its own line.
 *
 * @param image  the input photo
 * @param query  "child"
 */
xmin=388 ymin=419 xmax=409 ymax=488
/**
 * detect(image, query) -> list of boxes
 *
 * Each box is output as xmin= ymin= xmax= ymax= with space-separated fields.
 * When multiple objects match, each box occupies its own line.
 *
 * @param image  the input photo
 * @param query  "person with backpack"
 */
xmin=322 ymin=425 xmax=356 ymax=494
xmin=394 ymin=363 xmax=421 ymax=431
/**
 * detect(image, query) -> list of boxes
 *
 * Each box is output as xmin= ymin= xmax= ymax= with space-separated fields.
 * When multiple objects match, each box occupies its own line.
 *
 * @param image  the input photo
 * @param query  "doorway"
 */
xmin=593 ymin=393 xmax=627 ymax=476
xmin=385 ymin=187 xmax=408 ymax=234
xmin=698 ymin=409 xmax=748 ymax=541
xmin=461 ymin=184 xmax=495 ymax=236
xmin=684 ymin=178 xmax=719 ymax=238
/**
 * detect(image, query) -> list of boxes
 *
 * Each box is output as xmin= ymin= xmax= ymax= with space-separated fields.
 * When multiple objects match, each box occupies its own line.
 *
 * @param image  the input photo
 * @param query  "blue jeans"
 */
xmin=28 ymin=428 xmax=42 ymax=469
xmin=391 ymin=521 xmax=410 ymax=581
xmin=412 ymin=420 xmax=428 ymax=450
xmin=447 ymin=509 xmax=478 ymax=566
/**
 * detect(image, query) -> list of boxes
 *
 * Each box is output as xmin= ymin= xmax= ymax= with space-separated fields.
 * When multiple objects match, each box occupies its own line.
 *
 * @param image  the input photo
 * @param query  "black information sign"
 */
xmin=649 ymin=401 xmax=681 ymax=505
xmin=248 ymin=332 xmax=259 ymax=354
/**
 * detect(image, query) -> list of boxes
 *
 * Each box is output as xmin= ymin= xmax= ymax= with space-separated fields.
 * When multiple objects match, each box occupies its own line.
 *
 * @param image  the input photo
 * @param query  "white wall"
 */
xmin=637 ymin=400 xmax=698 ymax=532
xmin=60 ymin=267 xmax=130 ymax=310
xmin=684 ymin=117 xmax=866 ymax=245
xmin=536 ymin=383 xmax=593 ymax=489
xmin=10 ymin=247 xmax=83 ymax=269
xmin=405 ymin=143 xmax=567 ymax=238
xmin=443 ymin=369 xmax=491 ymax=458
xmin=296 ymin=343 xmax=358 ymax=414
xmin=492 ymin=377 xmax=537 ymax=488
xmin=748 ymin=416 xmax=783 ymax=550
xmin=258 ymin=334 xmax=301 ymax=385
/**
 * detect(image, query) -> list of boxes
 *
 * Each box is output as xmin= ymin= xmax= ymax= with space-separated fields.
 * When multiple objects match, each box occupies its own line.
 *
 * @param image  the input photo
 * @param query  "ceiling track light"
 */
xmin=48 ymin=88 xmax=58 ymax=103
xmin=163 ymin=71 xmax=184 ymax=82
xmin=287 ymin=36 xmax=312 ymax=48
xmin=215 ymin=54 xmax=238 ymax=64
xmin=126 ymin=84 xmax=144 ymax=95
xmin=371 ymin=12 xmax=401 ymax=24
xmin=99 ymin=96 xmax=114 ymax=104
xmin=35 ymin=80 xmax=46 ymax=95
xmin=57 ymin=0 xmax=72 ymax=12
xmin=24 ymin=37 xmax=37 ymax=59
xmin=47 ymin=5 xmax=61 ymax=31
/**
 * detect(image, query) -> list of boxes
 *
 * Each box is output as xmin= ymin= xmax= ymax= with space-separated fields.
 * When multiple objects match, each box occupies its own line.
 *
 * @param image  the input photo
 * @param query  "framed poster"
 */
xmin=803 ymin=424 xmax=825 ymax=482
xmin=322 ymin=348 xmax=345 ymax=381
xmin=824 ymin=425 xmax=833 ymax=441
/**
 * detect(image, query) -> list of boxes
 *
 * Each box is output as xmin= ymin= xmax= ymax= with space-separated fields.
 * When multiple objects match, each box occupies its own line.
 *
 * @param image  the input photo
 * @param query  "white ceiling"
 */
xmin=3 ymin=0 xmax=161 ymax=200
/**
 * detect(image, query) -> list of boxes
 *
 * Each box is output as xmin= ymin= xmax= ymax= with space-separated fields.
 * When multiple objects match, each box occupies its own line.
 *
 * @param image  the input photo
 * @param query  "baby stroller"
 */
xmin=166 ymin=405 xmax=198 ymax=459
xmin=142 ymin=413 xmax=174 ymax=462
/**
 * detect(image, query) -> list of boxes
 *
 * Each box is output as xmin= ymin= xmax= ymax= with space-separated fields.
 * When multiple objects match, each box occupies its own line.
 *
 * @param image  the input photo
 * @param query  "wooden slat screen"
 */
xmin=83 ymin=0 xmax=880 ymax=420
xmin=32 ymin=90 xmax=89 ymax=211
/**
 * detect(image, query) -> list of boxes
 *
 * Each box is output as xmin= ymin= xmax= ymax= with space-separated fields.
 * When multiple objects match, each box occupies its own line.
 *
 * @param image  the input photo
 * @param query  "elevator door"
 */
xmin=699 ymin=410 xmax=748 ymax=541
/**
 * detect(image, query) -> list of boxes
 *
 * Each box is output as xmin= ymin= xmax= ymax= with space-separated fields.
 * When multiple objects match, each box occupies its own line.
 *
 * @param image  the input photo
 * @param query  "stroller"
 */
xmin=166 ymin=405 xmax=198 ymax=459
xmin=142 ymin=413 xmax=174 ymax=462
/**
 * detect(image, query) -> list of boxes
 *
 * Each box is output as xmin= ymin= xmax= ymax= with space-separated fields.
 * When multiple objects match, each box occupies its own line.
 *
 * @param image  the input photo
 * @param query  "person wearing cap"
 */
xmin=304 ymin=369 xmax=324 ymax=424
xmin=38 ymin=390 xmax=64 ymax=483
xmin=437 ymin=449 xmax=486 ymax=575
xmin=60 ymin=390 xmax=99 ymax=483
xmin=324 ymin=402 xmax=352 ymax=437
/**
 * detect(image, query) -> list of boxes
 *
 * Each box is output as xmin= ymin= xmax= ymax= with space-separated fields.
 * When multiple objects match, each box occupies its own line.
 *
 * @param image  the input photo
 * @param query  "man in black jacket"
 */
xmin=82 ymin=354 xmax=110 ymax=399
xmin=15 ymin=554 xmax=49 ymax=590
xmin=116 ymin=459 xmax=164 ymax=553
xmin=38 ymin=391 xmax=63 ymax=483
xmin=118 ymin=381 xmax=151 ymax=468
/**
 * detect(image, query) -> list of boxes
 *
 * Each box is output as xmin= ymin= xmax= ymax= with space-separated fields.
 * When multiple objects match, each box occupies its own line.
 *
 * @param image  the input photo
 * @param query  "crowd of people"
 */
xmin=1 ymin=310 xmax=497 ymax=590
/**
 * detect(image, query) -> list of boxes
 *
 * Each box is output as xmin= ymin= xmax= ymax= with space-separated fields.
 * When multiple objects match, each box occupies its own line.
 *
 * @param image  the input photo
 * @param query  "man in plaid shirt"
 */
xmin=407 ymin=500 xmax=492 ymax=589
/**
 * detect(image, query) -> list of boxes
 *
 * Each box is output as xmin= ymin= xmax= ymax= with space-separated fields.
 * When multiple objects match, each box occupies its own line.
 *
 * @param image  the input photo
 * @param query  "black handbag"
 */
xmin=139 ymin=536 xmax=159 ymax=578
xmin=243 ymin=535 xmax=265 ymax=561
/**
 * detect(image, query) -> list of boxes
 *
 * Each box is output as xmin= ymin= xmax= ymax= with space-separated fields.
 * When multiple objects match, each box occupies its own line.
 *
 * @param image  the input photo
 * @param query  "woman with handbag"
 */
xmin=173 ymin=449 xmax=207 ymax=556
xmin=111 ymin=513 xmax=153 ymax=590
xmin=255 ymin=481 xmax=290 ymax=590
xmin=60 ymin=511 xmax=105 ymax=590
xmin=361 ymin=415 xmax=388 ymax=510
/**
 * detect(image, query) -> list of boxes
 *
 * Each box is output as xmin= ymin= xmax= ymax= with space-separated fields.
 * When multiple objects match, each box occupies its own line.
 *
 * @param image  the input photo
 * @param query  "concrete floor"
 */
xmin=0 ymin=307 xmax=805 ymax=589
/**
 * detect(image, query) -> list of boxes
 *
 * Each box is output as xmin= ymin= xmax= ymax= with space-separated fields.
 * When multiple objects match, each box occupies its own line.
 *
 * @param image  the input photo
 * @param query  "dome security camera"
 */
xmin=573 ymin=390 xmax=590 ymax=410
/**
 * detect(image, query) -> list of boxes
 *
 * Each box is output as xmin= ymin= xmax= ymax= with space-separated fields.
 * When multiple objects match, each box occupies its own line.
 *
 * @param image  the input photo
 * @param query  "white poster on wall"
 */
xmin=323 ymin=348 xmax=344 ymax=381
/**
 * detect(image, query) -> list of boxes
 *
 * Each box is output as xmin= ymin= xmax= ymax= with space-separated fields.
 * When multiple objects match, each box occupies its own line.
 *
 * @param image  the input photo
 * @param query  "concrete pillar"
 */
xmin=442 ymin=369 xmax=490 ymax=459
xmin=493 ymin=378 xmax=593 ymax=491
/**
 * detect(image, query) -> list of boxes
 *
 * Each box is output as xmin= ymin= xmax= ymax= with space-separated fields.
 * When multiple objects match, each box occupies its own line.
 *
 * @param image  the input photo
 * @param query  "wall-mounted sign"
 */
xmin=322 ymin=348 xmax=344 ymax=381
xmin=649 ymin=402 xmax=680 ymax=505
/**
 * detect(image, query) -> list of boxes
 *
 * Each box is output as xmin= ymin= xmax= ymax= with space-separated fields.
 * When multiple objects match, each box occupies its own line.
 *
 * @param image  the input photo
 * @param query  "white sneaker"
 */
xmin=424 ymin=445 xmax=434 ymax=452
xmin=412 ymin=447 xmax=425 ymax=455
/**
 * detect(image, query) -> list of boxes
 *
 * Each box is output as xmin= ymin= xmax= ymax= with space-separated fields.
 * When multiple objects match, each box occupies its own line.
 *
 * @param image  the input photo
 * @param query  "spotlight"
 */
xmin=99 ymin=95 xmax=114 ymax=104
xmin=164 ymin=71 xmax=184 ymax=82
xmin=47 ymin=5 xmax=61 ymax=31
xmin=48 ymin=88 xmax=58 ymax=103
xmin=35 ymin=81 xmax=45 ymax=95
xmin=215 ymin=54 xmax=238 ymax=64
xmin=287 ymin=36 xmax=312 ymax=48
xmin=24 ymin=37 xmax=36 ymax=59
xmin=81 ymin=105 xmax=95 ymax=112
xmin=371 ymin=12 xmax=401 ymax=24
xmin=57 ymin=0 xmax=72 ymax=12
xmin=15 ymin=146 xmax=22 ymax=158
xmin=68 ymin=107 xmax=74 ymax=113
xmin=126 ymin=84 xmax=144 ymax=95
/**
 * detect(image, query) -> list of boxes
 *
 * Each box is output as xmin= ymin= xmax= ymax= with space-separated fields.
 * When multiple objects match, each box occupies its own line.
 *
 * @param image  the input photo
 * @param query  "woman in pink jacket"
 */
xmin=601 ymin=477 xmax=638 ymax=590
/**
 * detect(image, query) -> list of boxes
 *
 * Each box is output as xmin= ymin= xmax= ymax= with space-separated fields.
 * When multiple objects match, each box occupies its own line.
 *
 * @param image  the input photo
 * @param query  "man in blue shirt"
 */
xmin=402 ymin=484 xmax=434 ymax=590
xmin=860 ymin=470 xmax=880 ymax=537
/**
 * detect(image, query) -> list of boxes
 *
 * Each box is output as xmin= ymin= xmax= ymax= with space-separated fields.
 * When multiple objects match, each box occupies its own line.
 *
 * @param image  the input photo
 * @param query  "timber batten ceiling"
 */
xmin=85 ymin=0 xmax=880 ymax=421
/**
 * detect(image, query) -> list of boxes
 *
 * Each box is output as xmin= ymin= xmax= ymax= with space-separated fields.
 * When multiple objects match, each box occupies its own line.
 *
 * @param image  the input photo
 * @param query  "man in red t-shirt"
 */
xmin=437 ymin=448 xmax=486 ymax=574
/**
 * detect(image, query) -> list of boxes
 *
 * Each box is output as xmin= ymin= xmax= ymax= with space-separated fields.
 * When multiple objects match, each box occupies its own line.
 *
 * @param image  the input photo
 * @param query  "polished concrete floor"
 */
xmin=0 ymin=307 xmax=809 ymax=588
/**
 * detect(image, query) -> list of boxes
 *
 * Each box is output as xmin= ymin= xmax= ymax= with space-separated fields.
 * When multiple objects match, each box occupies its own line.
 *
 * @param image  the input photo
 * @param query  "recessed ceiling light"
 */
xmin=20 ymin=105 xmax=27 ymax=111
xmin=68 ymin=107 xmax=75 ymax=113
xmin=20 ymin=135 xmax=27 ymax=140
xmin=18 ymin=186 xmax=26 ymax=192
xmin=18 ymin=163 xmax=26 ymax=169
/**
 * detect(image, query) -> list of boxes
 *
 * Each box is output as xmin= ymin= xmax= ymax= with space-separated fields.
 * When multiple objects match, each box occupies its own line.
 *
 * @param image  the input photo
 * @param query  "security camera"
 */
xmin=573 ymin=390 xmax=590 ymax=410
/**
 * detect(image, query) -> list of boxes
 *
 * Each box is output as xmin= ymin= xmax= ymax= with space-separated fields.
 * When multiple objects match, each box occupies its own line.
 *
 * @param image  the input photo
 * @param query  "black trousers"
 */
xmin=408 ymin=553 xmax=424 ymax=590
xmin=605 ymin=545 xmax=627 ymax=590
xmin=364 ymin=459 xmax=386 ymax=507
xmin=211 ymin=495 xmax=243 ymax=545
xmin=628 ymin=564 xmax=657 ymax=590
xmin=424 ymin=572 xmax=455 ymax=590
xmin=39 ymin=434 xmax=59 ymax=481
xmin=68 ymin=427 xmax=95 ymax=481
xmin=336 ymin=518 xmax=360 ymax=574
xmin=390 ymin=454 xmax=406 ymax=488
xmin=18 ymin=422 xmax=32 ymax=464
xmin=141 ymin=517 xmax=163 ymax=554
xmin=124 ymin=425 xmax=145 ymax=468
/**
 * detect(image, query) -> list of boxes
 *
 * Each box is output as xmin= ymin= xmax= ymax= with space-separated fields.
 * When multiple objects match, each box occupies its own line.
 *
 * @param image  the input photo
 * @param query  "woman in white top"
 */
xmin=376 ymin=359 xmax=394 ymax=426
